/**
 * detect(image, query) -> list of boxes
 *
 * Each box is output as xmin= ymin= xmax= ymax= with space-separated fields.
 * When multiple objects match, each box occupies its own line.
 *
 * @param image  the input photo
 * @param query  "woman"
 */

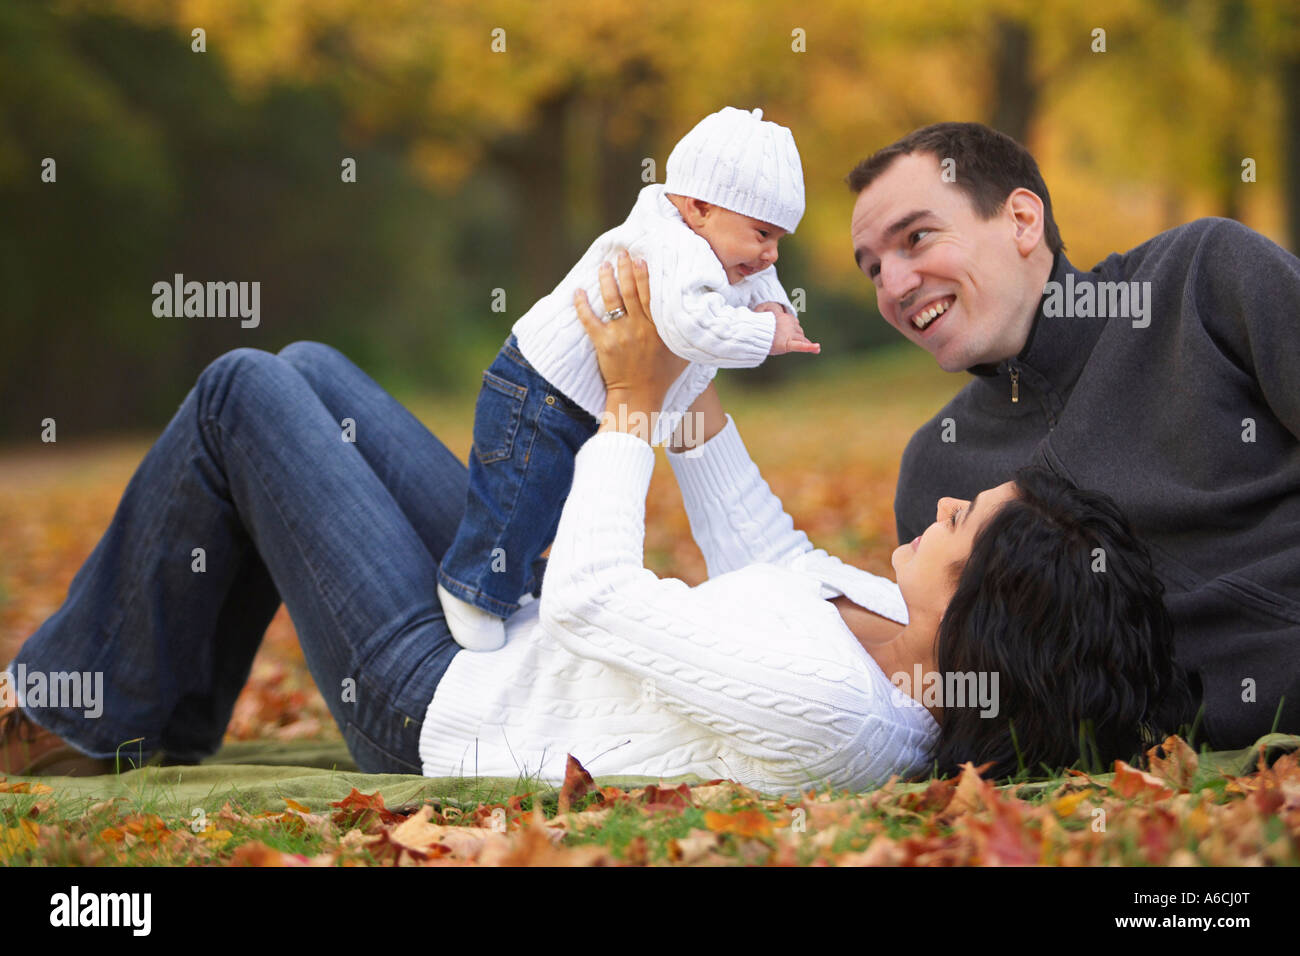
xmin=1 ymin=253 xmax=1189 ymax=794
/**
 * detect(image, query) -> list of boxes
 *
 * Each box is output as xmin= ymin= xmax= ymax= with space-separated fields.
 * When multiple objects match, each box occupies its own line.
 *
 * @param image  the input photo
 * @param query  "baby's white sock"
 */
xmin=437 ymin=582 xmax=506 ymax=652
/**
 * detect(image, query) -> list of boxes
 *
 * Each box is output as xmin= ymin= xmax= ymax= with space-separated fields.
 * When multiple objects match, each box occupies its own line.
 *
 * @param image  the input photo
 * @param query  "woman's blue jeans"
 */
xmin=7 ymin=342 xmax=465 ymax=774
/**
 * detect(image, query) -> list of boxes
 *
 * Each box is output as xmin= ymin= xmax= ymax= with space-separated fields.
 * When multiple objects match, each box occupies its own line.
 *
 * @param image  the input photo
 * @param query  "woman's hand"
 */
xmin=574 ymin=250 xmax=689 ymax=440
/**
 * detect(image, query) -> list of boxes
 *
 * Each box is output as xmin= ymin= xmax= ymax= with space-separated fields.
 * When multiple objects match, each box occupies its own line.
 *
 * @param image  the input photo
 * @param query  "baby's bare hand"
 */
xmin=768 ymin=310 xmax=820 ymax=355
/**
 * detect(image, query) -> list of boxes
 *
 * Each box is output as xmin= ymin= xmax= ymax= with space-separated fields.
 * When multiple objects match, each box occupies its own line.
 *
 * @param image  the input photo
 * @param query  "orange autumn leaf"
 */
xmin=1146 ymin=735 xmax=1198 ymax=791
xmin=557 ymin=754 xmax=595 ymax=814
xmin=492 ymin=818 xmax=607 ymax=867
xmin=1111 ymin=761 xmax=1175 ymax=801
xmin=641 ymin=783 xmax=694 ymax=812
xmin=231 ymin=840 xmax=304 ymax=866
xmin=899 ymin=776 xmax=958 ymax=814
xmin=620 ymin=835 xmax=650 ymax=866
xmin=969 ymin=803 xmax=1039 ymax=865
xmin=330 ymin=787 xmax=401 ymax=827
xmin=1251 ymin=784 xmax=1285 ymax=816
xmin=595 ymin=785 xmax=638 ymax=808
xmin=121 ymin=814 xmax=171 ymax=843
xmin=284 ymin=798 xmax=312 ymax=814
xmin=0 ymin=780 xmax=53 ymax=794
xmin=384 ymin=805 xmax=453 ymax=861
xmin=197 ymin=824 xmax=234 ymax=845
xmin=668 ymin=828 xmax=724 ymax=864
xmin=1136 ymin=808 xmax=1180 ymax=863
xmin=1050 ymin=791 xmax=1090 ymax=818
xmin=0 ymin=819 xmax=41 ymax=859
xmin=704 ymin=809 xmax=775 ymax=839
xmin=946 ymin=761 xmax=1000 ymax=817
xmin=506 ymin=793 xmax=533 ymax=814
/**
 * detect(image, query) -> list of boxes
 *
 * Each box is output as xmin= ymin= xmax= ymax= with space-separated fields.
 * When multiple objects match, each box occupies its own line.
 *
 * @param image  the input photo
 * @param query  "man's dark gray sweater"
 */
xmin=894 ymin=217 xmax=1300 ymax=750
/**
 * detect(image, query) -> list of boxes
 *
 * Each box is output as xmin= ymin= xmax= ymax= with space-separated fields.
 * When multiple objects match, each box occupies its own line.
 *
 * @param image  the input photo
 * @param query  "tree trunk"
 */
xmin=989 ymin=17 xmax=1036 ymax=145
xmin=488 ymin=90 xmax=576 ymax=302
xmin=1281 ymin=52 xmax=1300 ymax=252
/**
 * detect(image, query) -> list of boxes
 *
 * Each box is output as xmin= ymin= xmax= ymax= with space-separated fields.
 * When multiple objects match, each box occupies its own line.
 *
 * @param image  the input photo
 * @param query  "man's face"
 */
xmin=694 ymin=204 xmax=787 ymax=285
xmin=850 ymin=152 xmax=1037 ymax=371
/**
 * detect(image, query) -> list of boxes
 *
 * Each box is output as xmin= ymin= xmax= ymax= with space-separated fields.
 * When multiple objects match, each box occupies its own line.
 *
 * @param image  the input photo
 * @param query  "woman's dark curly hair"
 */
xmin=928 ymin=465 xmax=1195 ymax=780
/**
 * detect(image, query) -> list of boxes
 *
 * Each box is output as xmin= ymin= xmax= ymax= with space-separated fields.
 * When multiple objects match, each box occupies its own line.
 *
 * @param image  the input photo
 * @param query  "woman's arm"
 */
xmin=667 ymin=381 xmax=727 ymax=453
xmin=539 ymin=252 xmax=932 ymax=788
xmin=539 ymin=406 xmax=926 ymax=790
xmin=538 ymin=255 xmax=819 ymax=769
xmin=665 ymin=409 xmax=815 ymax=578
xmin=662 ymin=381 xmax=820 ymax=578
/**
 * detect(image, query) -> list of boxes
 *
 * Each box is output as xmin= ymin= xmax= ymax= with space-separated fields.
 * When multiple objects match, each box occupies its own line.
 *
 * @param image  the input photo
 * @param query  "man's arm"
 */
xmin=1194 ymin=218 xmax=1300 ymax=441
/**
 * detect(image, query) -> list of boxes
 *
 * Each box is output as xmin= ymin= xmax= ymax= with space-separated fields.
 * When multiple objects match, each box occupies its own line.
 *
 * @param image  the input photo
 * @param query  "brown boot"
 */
xmin=0 ymin=704 xmax=118 ymax=777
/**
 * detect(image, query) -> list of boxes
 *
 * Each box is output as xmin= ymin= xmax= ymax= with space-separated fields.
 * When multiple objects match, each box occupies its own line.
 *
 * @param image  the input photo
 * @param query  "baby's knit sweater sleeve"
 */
xmin=633 ymin=222 xmax=777 ymax=369
xmin=740 ymin=263 xmax=798 ymax=316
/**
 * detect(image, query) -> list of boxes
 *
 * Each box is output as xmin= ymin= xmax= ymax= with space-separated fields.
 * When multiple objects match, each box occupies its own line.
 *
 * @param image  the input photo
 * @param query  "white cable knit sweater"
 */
xmin=510 ymin=183 xmax=797 ymax=445
xmin=418 ymin=415 xmax=941 ymax=797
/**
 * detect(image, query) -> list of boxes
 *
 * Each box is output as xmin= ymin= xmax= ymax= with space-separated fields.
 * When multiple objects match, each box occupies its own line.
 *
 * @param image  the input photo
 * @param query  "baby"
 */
xmin=436 ymin=106 xmax=819 ymax=651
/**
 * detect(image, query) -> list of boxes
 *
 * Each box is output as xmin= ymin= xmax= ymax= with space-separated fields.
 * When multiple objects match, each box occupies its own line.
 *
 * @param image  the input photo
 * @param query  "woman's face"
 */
xmin=891 ymin=481 xmax=1020 ymax=620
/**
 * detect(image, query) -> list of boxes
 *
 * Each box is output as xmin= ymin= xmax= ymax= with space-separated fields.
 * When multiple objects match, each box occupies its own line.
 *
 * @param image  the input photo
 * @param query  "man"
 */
xmin=847 ymin=122 xmax=1299 ymax=752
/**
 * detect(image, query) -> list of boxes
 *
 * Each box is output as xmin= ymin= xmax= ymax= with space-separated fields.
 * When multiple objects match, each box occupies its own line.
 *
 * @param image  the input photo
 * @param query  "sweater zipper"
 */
xmin=1008 ymin=364 xmax=1020 ymax=403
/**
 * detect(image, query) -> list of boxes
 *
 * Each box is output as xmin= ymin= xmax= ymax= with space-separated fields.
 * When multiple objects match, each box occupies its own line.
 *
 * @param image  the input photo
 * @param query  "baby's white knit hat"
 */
xmin=664 ymin=107 xmax=805 ymax=234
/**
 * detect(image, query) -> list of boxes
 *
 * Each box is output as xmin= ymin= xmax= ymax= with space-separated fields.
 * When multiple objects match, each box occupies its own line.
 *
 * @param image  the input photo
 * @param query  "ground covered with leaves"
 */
xmin=3 ymin=348 xmax=1298 ymax=865
xmin=3 ymin=741 xmax=1298 ymax=866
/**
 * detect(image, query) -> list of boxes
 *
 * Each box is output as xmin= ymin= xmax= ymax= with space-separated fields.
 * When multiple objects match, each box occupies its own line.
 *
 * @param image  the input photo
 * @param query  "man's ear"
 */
xmin=1005 ymin=188 xmax=1045 ymax=257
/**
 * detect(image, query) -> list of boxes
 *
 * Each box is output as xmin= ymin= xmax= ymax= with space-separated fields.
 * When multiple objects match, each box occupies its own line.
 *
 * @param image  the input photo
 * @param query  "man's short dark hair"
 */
xmin=845 ymin=122 xmax=1064 ymax=255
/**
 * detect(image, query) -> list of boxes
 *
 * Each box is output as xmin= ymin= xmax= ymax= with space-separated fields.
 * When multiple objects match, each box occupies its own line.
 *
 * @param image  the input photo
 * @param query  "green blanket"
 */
xmin=0 ymin=740 xmax=712 ymax=816
xmin=3 ymin=735 xmax=1295 ymax=817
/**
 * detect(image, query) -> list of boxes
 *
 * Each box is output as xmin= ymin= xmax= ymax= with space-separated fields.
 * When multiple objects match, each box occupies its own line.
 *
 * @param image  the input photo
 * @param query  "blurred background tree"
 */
xmin=1 ymin=0 xmax=1295 ymax=441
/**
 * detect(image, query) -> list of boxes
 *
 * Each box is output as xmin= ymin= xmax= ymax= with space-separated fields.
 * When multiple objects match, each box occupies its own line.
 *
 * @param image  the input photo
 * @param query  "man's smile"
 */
xmin=903 ymin=294 xmax=956 ymax=332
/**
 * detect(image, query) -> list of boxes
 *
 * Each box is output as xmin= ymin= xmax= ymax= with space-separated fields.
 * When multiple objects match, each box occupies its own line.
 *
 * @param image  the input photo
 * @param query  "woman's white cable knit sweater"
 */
xmin=510 ymin=183 xmax=796 ymax=445
xmin=418 ymin=415 xmax=941 ymax=797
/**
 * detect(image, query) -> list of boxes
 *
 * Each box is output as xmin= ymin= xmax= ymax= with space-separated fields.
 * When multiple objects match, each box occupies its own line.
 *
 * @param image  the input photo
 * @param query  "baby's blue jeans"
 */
xmin=436 ymin=334 xmax=599 ymax=618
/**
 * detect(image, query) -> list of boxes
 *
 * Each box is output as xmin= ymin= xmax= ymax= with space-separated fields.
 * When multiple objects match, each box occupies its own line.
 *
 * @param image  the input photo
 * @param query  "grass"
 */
xmin=3 ymin=734 xmax=1298 ymax=865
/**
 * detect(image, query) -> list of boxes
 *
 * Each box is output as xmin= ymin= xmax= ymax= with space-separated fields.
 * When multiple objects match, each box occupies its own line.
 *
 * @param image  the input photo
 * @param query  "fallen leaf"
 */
xmin=668 ymin=828 xmax=722 ymax=864
xmin=945 ymin=761 xmax=998 ymax=817
xmin=1111 ymin=761 xmax=1175 ymax=801
xmin=557 ymin=754 xmax=596 ymax=814
xmin=641 ymin=783 xmax=694 ymax=812
xmin=0 ymin=780 xmax=53 ymax=794
xmin=331 ymin=787 xmax=401 ymax=828
xmin=704 ymin=809 xmax=775 ymax=839
xmin=231 ymin=840 xmax=313 ymax=866
xmin=1146 ymin=735 xmax=1198 ymax=791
